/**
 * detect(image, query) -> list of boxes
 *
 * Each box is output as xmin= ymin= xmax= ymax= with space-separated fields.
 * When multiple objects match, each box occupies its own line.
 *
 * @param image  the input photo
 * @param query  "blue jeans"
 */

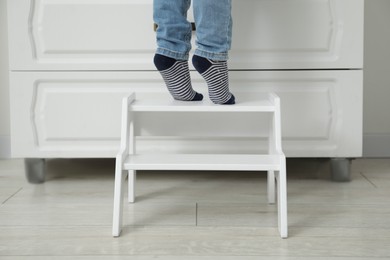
xmin=153 ymin=0 xmax=232 ymax=61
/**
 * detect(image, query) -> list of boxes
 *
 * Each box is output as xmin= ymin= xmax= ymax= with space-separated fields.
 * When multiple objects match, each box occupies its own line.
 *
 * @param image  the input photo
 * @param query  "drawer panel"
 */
xmin=8 ymin=0 xmax=156 ymax=70
xmin=10 ymin=70 xmax=362 ymax=157
xmin=8 ymin=0 xmax=363 ymax=70
xmin=230 ymin=0 xmax=364 ymax=69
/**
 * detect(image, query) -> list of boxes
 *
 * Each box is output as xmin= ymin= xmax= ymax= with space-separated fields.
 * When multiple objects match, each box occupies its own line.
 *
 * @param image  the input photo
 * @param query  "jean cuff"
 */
xmin=156 ymin=48 xmax=189 ymax=61
xmin=194 ymin=49 xmax=229 ymax=61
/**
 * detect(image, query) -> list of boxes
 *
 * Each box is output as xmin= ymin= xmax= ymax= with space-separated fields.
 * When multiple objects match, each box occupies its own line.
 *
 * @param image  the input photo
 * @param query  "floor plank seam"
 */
xmin=1 ymin=187 xmax=23 ymax=205
xmin=195 ymin=202 xmax=198 ymax=226
xmin=360 ymin=172 xmax=378 ymax=188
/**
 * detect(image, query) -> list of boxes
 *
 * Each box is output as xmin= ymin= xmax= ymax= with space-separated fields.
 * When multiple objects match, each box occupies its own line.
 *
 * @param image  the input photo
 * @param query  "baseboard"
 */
xmin=0 ymin=135 xmax=11 ymax=158
xmin=363 ymin=134 xmax=390 ymax=157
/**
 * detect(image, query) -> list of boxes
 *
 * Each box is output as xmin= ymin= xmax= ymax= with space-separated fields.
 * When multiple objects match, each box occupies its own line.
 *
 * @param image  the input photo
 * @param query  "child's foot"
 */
xmin=154 ymin=54 xmax=203 ymax=101
xmin=192 ymin=55 xmax=235 ymax=105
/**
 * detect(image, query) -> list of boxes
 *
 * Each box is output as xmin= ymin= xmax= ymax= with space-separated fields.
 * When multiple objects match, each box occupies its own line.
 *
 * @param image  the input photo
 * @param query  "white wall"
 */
xmin=0 ymin=0 xmax=390 ymax=158
xmin=363 ymin=0 xmax=390 ymax=157
xmin=0 ymin=0 xmax=10 ymax=158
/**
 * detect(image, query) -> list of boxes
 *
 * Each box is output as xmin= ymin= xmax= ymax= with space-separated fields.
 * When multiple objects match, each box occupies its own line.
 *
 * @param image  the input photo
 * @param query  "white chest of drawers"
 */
xmin=7 ymin=0 xmax=364 ymax=181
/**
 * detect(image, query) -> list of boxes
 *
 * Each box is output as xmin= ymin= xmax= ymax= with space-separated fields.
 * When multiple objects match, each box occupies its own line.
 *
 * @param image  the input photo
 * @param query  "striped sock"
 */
xmin=192 ymin=55 xmax=235 ymax=105
xmin=154 ymin=54 xmax=203 ymax=101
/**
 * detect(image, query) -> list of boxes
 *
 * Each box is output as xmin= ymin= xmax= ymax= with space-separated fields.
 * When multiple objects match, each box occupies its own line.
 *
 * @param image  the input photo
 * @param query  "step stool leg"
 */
xmin=267 ymin=170 xmax=276 ymax=204
xmin=276 ymin=158 xmax=288 ymax=238
xmin=128 ymin=170 xmax=136 ymax=203
xmin=112 ymin=162 xmax=127 ymax=237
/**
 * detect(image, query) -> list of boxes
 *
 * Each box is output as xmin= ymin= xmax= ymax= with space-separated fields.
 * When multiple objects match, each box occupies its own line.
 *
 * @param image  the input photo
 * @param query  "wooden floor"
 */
xmin=1 ymin=158 xmax=390 ymax=259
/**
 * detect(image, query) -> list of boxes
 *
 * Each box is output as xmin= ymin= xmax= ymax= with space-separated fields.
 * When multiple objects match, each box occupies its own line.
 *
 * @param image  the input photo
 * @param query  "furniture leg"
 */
xmin=330 ymin=158 xmax=352 ymax=182
xmin=24 ymin=158 xmax=46 ymax=184
xmin=276 ymin=157 xmax=288 ymax=238
xmin=128 ymin=170 xmax=136 ymax=203
xmin=112 ymin=161 xmax=127 ymax=237
xmin=267 ymin=170 xmax=276 ymax=204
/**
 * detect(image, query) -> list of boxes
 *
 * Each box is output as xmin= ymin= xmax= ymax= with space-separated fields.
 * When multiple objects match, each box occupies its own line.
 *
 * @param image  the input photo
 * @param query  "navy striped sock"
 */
xmin=192 ymin=55 xmax=235 ymax=105
xmin=154 ymin=54 xmax=203 ymax=101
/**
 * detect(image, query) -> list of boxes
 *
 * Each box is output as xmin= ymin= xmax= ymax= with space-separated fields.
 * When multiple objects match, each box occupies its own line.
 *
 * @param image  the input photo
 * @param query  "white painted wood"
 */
xmin=129 ymin=98 xmax=276 ymax=112
xmin=8 ymin=0 xmax=363 ymax=70
xmin=112 ymin=94 xmax=135 ymax=237
xmin=276 ymin=156 xmax=288 ymax=238
xmin=127 ymin=170 xmax=136 ymax=203
xmin=114 ymin=93 xmax=287 ymax=238
xmin=7 ymin=0 xmax=155 ymax=70
xmin=123 ymin=154 xmax=283 ymax=171
xmin=9 ymin=70 xmax=362 ymax=158
xmin=230 ymin=0 xmax=364 ymax=70
xmin=127 ymin=104 xmax=136 ymax=204
xmin=267 ymin=171 xmax=276 ymax=204
xmin=266 ymin=93 xmax=282 ymax=205
xmin=112 ymin=156 xmax=126 ymax=237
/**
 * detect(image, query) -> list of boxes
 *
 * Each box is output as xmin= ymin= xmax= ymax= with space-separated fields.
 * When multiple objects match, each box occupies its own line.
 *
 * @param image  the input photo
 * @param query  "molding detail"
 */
xmin=30 ymin=0 xmax=155 ymax=63
xmin=28 ymin=0 xmax=343 ymax=66
xmin=28 ymin=0 xmax=38 ymax=60
xmin=230 ymin=0 xmax=343 ymax=62
xmin=30 ymin=76 xmax=339 ymax=154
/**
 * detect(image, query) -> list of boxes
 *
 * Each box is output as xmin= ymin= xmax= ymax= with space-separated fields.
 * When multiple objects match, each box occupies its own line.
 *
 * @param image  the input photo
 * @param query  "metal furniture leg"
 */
xmin=330 ymin=158 xmax=352 ymax=182
xmin=24 ymin=158 xmax=46 ymax=184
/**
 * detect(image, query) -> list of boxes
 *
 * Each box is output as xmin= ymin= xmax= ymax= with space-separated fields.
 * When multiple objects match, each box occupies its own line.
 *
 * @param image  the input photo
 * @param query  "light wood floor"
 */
xmin=1 ymin=158 xmax=390 ymax=259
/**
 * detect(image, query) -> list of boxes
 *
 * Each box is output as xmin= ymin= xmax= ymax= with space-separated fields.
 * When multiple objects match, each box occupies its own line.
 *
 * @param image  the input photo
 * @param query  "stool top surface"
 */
xmin=129 ymin=94 xmax=279 ymax=112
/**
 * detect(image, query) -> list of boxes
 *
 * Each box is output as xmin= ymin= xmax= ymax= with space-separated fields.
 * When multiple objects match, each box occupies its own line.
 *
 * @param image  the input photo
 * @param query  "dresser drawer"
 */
xmin=8 ymin=0 xmax=156 ymax=71
xmin=8 ymin=0 xmax=363 ymax=70
xmin=9 ymin=70 xmax=362 ymax=157
xmin=230 ymin=0 xmax=364 ymax=69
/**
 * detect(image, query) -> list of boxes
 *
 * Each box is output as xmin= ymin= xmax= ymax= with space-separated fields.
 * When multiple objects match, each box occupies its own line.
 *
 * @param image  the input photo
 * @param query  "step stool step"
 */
xmin=123 ymin=154 xmax=283 ymax=171
xmin=129 ymin=96 xmax=277 ymax=112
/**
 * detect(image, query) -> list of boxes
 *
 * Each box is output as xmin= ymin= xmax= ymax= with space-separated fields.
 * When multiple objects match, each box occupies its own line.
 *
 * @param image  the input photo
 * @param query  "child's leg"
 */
xmin=192 ymin=0 xmax=235 ymax=105
xmin=153 ymin=0 xmax=202 ymax=101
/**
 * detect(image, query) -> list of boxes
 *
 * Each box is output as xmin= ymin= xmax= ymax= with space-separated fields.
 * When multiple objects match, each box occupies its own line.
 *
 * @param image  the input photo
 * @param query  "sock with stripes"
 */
xmin=154 ymin=54 xmax=203 ymax=101
xmin=192 ymin=55 xmax=235 ymax=105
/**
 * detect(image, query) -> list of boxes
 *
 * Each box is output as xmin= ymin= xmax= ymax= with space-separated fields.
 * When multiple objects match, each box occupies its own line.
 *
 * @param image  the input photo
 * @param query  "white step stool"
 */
xmin=112 ymin=93 xmax=288 ymax=238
